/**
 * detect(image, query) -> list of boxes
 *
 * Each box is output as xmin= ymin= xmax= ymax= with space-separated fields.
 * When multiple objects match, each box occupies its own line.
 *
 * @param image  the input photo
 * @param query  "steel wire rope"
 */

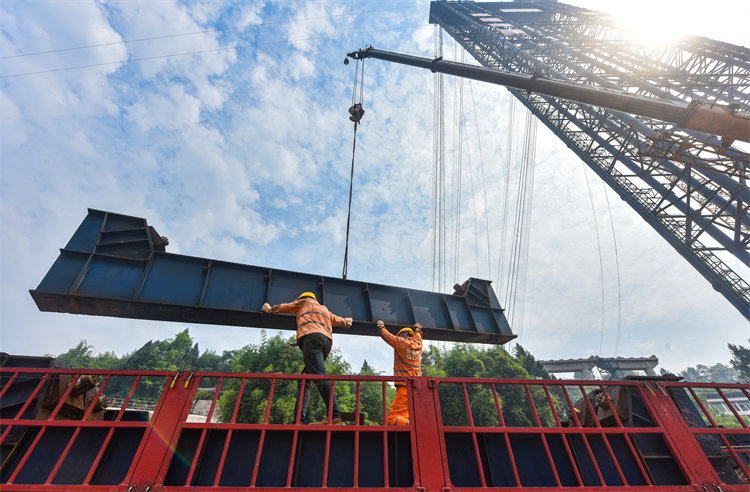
xmin=506 ymin=112 xmax=530 ymax=328
xmin=460 ymin=110 xmax=481 ymax=278
xmin=515 ymin=112 xmax=537 ymax=345
xmin=451 ymin=45 xmax=464 ymax=285
xmin=581 ymin=164 xmax=607 ymax=356
xmin=2 ymin=4 xmax=427 ymax=60
xmin=432 ymin=26 xmax=446 ymax=292
xmin=468 ymin=80 xmax=492 ymax=279
xmin=342 ymin=58 xmax=365 ymax=280
xmin=497 ymin=96 xmax=516 ymax=298
xmin=505 ymin=108 xmax=537 ymax=339
xmin=602 ymin=185 xmax=623 ymax=356
xmin=1 ymin=25 xmax=417 ymax=79
xmin=503 ymin=105 xmax=526 ymax=316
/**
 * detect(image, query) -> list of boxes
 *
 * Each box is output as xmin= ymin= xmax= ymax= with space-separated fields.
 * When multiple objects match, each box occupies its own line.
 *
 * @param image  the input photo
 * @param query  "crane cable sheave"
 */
xmin=346 ymin=46 xmax=750 ymax=146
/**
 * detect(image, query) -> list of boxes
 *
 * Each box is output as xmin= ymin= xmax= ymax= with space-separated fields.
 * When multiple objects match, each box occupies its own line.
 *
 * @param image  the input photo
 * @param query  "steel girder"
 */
xmin=428 ymin=1 xmax=749 ymax=319
xmin=30 ymin=209 xmax=515 ymax=344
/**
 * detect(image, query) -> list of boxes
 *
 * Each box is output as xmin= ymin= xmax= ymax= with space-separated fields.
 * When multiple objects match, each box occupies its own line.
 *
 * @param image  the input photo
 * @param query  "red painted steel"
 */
xmin=1 ymin=368 xmax=747 ymax=491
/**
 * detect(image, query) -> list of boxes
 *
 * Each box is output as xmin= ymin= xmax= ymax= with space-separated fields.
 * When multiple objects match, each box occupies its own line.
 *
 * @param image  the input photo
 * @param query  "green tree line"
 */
xmin=53 ymin=330 xmax=748 ymax=426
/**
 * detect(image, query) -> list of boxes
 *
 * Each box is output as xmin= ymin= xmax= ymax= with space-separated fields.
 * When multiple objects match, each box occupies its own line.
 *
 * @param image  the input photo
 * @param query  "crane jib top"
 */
xmin=347 ymin=47 xmax=750 ymax=145
xmin=30 ymin=209 xmax=515 ymax=344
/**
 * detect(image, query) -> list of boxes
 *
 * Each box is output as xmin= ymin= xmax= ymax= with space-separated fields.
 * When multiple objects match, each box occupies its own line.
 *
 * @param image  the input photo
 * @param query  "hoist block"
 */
xmin=30 ymin=209 xmax=515 ymax=344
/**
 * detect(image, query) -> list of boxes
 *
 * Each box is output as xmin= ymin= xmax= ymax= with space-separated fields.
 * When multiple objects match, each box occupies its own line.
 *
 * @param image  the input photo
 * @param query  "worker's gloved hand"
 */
xmin=344 ymin=317 xmax=353 ymax=328
xmin=376 ymin=320 xmax=385 ymax=328
xmin=261 ymin=302 xmax=272 ymax=313
xmin=413 ymin=322 xmax=423 ymax=331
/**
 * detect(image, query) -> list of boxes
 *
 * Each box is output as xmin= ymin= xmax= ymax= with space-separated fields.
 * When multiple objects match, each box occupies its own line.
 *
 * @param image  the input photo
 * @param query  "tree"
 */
xmin=728 ymin=339 xmax=750 ymax=383
xmin=679 ymin=363 xmax=742 ymax=383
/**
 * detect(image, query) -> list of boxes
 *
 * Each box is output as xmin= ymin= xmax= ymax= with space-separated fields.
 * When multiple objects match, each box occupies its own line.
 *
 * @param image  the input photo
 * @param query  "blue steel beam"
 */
xmin=29 ymin=209 xmax=515 ymax=344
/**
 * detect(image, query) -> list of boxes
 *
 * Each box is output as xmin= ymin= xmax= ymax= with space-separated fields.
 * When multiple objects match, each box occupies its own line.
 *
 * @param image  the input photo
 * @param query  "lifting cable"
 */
xmin=342 ymin=57 xmax=365 ymax=280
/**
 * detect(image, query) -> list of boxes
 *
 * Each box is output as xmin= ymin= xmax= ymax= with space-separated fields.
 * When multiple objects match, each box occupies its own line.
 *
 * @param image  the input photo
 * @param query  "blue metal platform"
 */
xmin=30 ymin=209 xmax=515 ymax=344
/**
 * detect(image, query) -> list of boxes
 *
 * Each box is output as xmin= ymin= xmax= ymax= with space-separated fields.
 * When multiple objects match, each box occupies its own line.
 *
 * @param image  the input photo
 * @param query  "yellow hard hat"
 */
xmin=296 ymin=292 xmax=317 ymax=301
xmin=397 ymin=327 xmax=414 ymax=337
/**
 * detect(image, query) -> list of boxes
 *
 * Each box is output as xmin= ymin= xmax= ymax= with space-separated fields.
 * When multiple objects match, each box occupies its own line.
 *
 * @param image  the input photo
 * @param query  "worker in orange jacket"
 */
xmin=262 ymin=293 xmax=352 ymax=424
xmin=376 ymin=320 xmax=423 ymax=425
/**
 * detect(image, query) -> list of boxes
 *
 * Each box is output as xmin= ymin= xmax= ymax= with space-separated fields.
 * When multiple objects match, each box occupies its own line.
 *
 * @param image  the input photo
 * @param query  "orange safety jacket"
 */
xmin=270 ymin=298 xmax=348 ymax=340
xmin=378 ymin=326 xmax=422 ymax=385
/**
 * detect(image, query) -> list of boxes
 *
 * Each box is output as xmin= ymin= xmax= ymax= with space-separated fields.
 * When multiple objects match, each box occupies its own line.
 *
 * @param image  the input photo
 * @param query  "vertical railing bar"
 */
xmin=578 ymin=383 xmax=603 ymax=428
xmin=462 ymin=382 xmax=487 ymax=487
xmin=249 ymin=381 xmax=269 ymax=487
xmin=6 ymin=373 xmax=49 ymax=421
xmin=188 ymin=377 xmax=223 ymax=486
xmin=295 ymin=374 xmax=305 ymax=424
xmin=322 ymin=428 xmax=332 ymax=487
xmin=230 ymin=377 xmax=246 ymax=424
xmin=382 ymin=379 xmax=389 ymax=487
xmin=718 ymin=432 xmax=750 ymax=481
xmin=82 ymin=374 xmax=111 ymax=420
xmin=523 ymin=384 xmax=561 ymax=487
xmin=212 ymin=430 xmax=233 ymax=487
xmin=215 ymin=377 xmax=247 ymax=486
xmin=326 ymin=378 xmax=335 ymax=423
xmin=206 ymin=377 xmax=224 ymax=424
xmin=83 ymin=427 xmax=116 ymax=485
xmin=382 ymin=426 xmax=389 ymax=487
xmin=114 ymin=375 xmax=143 ymax=422
xmin=45 ymin=427 xmax=82 ymax=484
xmin=542 ymin=384 xmax=562 ymax=427
xmin=382 ymin=380 xmax=387 ymax=425
xmin=84 ymin=373 xmax=146 ymax=486
xmin=0 ymin=372 xmax=19 ymax=399
xmin=598 ymin=384 xmax=625 ymax=428
xmin=286 ymin=376 xmax=304 ymax=488
xmin=0 ymin=373 xmax=49 ymax=445
xmin=561 ymin=385 xmax=583 ymax=428
xmin=46 ymin=375 xmax=112 ymax=484
xmin=523 ymin=384 xmax=543 ymax=427
xmin=687 ymin=386 xmax=719 ymax=428
xmin=580 ymin=432 xmax=607 ymax=487
xmin=600 ymin=432 xmax=629 ymax=486
xmin=491 ymin=384 xmax=520 ymax=486
xmin=490 ymin=384 xmax=507 ymax=427
xmin=263 ymin=378 xmax=276 ymax=424
xmin=715 ymin=387 xmax=748 ymax=429
xmin=548 ymin=384 xmax=583 ymax=486
xmin=624 ymin=433 xmax=654 ymax=486
xmin=354 ymin=380 xmax=361 ymax=487
xmin=48 ymin=372 xmax=83 ymax=420
xmin=575 ymin=384 xmax=607 ymax=486
xmin=6 ymin=423 xmax=48 ymax=483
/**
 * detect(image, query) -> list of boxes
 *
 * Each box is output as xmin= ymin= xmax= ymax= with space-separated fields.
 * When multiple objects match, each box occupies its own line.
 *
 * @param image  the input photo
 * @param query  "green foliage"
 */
xmin=514 ymin=345 xmax=553 ymax=379
xmin=55 ymin=329 xmax=565 ymax=427
xmin=728 ymin=339 xmax=750 ymax=383
xmin=679 ymin=362 xmax=742 ymax=383
xmin=424 ymin=343 xmax=556 ymax=427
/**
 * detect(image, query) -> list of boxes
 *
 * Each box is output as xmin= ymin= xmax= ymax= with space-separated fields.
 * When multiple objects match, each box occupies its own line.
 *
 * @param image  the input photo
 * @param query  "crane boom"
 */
xmin=347 ymin=47 xmax=750 ymax=145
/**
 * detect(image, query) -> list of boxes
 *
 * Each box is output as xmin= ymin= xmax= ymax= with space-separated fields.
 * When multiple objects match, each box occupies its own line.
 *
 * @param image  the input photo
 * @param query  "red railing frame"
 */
xmin=0 ymin=368 xmax=748 ymax=491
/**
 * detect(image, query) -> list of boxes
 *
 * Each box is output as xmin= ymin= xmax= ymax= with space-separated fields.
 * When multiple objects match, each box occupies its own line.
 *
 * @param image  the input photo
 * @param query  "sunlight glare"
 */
xmin=590 ymin=1 xmax=701 ymax=44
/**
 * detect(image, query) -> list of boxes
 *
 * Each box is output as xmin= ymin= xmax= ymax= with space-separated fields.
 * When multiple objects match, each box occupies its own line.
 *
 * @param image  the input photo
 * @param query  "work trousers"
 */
xmin=294 ymin=333 xmax=340 ymax=422
xmin=387 ymin=385 xmax=410 ymax=425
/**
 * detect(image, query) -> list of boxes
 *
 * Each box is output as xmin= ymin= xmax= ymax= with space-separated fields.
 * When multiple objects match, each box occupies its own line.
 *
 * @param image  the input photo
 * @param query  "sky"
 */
xmin=1 ymin=0 xmax=748 ymax=378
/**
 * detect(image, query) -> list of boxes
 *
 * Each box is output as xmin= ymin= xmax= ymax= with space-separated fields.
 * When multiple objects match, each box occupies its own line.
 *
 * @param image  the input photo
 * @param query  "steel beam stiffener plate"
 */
xmin=30 ymin=209 xmax=515 ymax=344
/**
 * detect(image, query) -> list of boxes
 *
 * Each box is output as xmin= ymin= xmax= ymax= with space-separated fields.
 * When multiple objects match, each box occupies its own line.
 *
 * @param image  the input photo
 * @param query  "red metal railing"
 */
xmin=0 ymin=368 xmax=747 ymax=491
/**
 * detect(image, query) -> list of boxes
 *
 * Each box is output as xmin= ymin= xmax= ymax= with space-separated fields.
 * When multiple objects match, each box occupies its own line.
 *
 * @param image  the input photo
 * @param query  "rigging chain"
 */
xmin=342 ymin=57 xmax=365 ymax=279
